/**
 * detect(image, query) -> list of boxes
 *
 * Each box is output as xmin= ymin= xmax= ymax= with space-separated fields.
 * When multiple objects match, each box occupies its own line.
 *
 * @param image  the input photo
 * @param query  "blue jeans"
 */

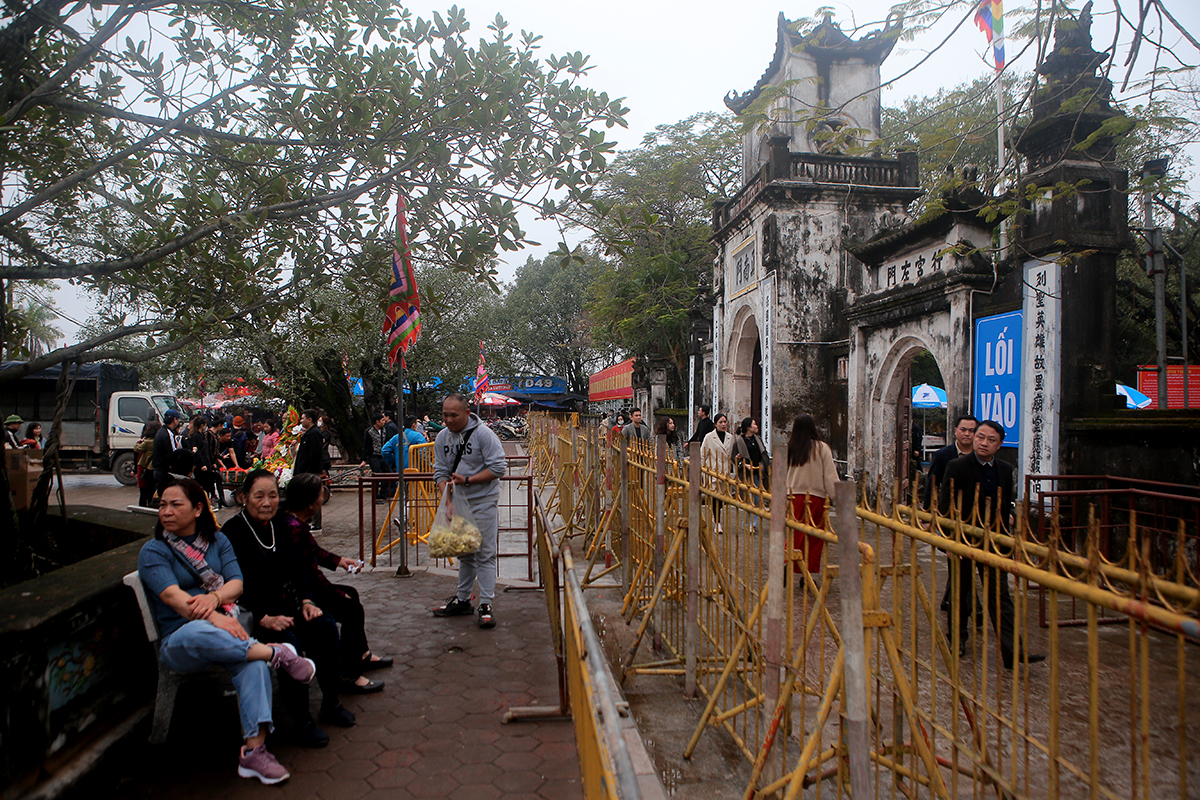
xmin=159 ymin=620 xmax=273 ymax=740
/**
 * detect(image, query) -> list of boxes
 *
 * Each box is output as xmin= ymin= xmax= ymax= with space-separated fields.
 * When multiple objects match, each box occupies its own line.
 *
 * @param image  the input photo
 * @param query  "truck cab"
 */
xmin=108 ymin=392 xmax=188 ymax=485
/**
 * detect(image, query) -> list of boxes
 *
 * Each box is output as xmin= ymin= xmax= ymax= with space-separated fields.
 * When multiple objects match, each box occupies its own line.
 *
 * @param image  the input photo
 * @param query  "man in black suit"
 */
xmin=925 ymin=415 xmax=977 ymax=611
xmin=939 ymin=420 xmax=1043 ymax=668
xmin=924 ymin=415 xmax=977 ymax=509
xmin=687 ymin=405 xmax=714 ymax=444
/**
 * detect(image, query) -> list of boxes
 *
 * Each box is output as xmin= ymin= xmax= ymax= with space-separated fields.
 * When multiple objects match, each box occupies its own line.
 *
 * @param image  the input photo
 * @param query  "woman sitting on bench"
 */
xmin=137 ymin=478 xmax=317 ymax=785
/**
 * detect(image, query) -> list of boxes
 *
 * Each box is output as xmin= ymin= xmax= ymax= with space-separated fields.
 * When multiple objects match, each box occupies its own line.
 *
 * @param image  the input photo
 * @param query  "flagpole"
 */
xmin=995 ymin=42 xmax=1007 ymax=262
xmin=396 ymin=358 xmax=409 ymax=578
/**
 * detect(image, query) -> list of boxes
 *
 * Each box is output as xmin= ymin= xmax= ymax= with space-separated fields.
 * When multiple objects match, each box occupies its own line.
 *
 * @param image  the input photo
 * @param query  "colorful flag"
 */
xmin=974 ymin=0 xmax=1005 ymax=70
xmin=384 ymin=194 xmax=422 ymax=368
xmin=475 ymin=341 xmax=489 ymax=404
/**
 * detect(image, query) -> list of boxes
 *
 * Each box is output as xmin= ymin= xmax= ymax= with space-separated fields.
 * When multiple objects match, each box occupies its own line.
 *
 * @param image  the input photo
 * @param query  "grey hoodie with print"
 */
xmin=432 ymin=413 xmax=507 ymax=502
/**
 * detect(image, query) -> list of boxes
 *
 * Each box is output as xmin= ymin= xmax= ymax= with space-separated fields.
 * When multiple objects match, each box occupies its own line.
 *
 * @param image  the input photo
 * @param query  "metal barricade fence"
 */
xmin=526 ymin=412 xmax=1200 ymax=800
xmin=361 ymin=456 xmax=535 ymax=581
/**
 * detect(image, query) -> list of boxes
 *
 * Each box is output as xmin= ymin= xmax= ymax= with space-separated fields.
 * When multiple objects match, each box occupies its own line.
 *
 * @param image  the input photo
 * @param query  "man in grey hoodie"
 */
xmin=431 ymin=393 xmax=508 ymax=629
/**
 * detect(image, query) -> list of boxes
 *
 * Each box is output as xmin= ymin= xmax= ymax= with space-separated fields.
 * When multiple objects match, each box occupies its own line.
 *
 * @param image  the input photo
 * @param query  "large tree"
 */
xmin=0 ymin=1 xmax=627 ymax=383
xmin=582 ymin=111 xmax=740 ymax=404
xmin=489 ymin=254 xmax=600 ymax=395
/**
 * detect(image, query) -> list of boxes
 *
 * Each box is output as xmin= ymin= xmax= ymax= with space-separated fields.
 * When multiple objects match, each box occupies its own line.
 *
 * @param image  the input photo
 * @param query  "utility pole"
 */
xmin=1142 ymin=158 xmax=1169 ymax=408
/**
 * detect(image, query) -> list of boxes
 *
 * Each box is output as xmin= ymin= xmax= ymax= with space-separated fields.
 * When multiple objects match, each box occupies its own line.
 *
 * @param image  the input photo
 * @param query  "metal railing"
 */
xmin=360 ymin=455 xmax=535 ymax=581
xmin=527 ymin=413 xmax=1200 ymax=800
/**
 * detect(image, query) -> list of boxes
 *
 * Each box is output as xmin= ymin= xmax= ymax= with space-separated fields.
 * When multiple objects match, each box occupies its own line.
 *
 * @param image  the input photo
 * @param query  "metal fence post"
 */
xmin=686 ymin=441 xmax=701 ymax=698
xmin=620 ymin=435 xmax=630 ymax=599
xmin=835 ymin=479 xmax=869 ymax=796
xmin=763 ymin=443 xmax=787 ymax=776
xmin=654 ymin=435 xmax=667 ymax=653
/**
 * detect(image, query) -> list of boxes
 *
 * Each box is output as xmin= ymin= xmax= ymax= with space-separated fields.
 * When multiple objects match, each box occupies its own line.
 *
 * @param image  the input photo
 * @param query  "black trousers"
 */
xmin=313 ymin=583 xmax=367 ymax=682
xmin=256 ymin=613 xmax=342 ymax=722
xmin=950 ymin=554 xmax=1019 ymax=658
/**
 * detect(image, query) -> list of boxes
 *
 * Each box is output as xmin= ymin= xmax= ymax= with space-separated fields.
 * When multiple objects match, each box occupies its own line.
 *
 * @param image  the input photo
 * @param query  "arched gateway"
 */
xmin=711 ymin=12 xmax=999 ymax=493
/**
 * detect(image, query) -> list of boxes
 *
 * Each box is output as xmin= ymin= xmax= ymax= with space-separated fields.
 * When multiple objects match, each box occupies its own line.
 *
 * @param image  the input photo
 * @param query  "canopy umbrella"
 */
xmin=1116 ymin=383 xmax=1152 ymax=409
xmin=911 ymin=384 xmax=948 ymax=409
xmin=479 ymin=392 xmax=520 ymax=406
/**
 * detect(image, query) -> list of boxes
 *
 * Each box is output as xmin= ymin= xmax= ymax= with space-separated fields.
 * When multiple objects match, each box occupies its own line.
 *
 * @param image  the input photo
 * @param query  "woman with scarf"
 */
xmin=733 ymin=417 xmax=770 ymax=507
xmin=281 ymin=473 xmax=392 ymax=686
xmin=701 ymin=413 xmax=735 ymax=532
xmin=653 ymin=415 xmax=684 ymax=466
xmin=136 ymin=478 xmax=317 ymax=784
xmin=221 ymin=470 xmax=358 ymax=747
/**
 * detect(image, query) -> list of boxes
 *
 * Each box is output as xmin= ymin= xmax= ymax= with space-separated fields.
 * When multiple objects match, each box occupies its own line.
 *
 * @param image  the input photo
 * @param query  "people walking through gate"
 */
xmin=733 ymin=417 xmax=770 ymax=493
xmin=785 ymin=414 xmax=839 ymax=575
xmin=924 ymin=415 xmax=977 ymax=611
xmin=701 ymin=413 xmax=735 ymax=533
xmin=137 ymin=478 xmax=317 ymax=785
xmin=431 ymin=393 xmax=507 ymax=629
xmin=924 ymin=415 xmax=977 ymax=511
xmin=654 ymin=415 xmax=683 ymax=465
xmin=938 ymin=420 xmax=1044 ymax=668
xmin=622 ymin=408 xmax=651 ymax=442
xmin=688 ymin=404 xmax=715 ymax=444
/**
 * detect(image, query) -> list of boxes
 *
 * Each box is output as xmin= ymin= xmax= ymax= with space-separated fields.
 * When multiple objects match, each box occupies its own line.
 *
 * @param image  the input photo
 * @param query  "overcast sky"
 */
xmin=44 ymin=0 xmax=1200 ymax=342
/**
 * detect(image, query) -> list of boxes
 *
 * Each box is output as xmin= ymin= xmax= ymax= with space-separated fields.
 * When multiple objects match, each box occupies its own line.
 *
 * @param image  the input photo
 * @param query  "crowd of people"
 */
xmin=605 ymin=403 xmax=1038 ymax=668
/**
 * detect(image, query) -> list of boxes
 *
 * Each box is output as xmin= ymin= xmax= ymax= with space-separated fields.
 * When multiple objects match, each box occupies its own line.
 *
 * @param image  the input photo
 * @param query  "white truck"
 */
xmin=0 ymin=362 xmax=187 ymax=485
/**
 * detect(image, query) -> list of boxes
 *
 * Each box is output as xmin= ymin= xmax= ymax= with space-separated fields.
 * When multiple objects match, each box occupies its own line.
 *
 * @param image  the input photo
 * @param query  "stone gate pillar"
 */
xmin=1012 ymin=2 xmax=1129 ymax=484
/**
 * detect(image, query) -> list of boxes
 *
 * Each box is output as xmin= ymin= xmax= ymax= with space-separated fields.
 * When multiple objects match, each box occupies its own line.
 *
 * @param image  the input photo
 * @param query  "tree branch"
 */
xmin=42 ymin=96 xmax=313 ymax=146
xmin=0 ymin=79 xmax=258 ymax=226
xmin=0 ymin=157 xmax=413 ymax=280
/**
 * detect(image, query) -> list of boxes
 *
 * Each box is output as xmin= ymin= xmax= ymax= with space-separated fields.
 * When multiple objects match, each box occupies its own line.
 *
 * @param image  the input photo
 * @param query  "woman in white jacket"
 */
xmin=701 ymin=414 xmax=735 ymax=531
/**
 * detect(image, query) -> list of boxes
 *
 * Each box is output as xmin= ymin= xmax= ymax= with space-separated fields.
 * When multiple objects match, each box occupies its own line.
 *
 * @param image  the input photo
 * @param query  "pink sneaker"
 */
xmin=270 ymin=643 xmax=316 ymax=683
xmin=238 ymin=744 xmax=290 ymax=784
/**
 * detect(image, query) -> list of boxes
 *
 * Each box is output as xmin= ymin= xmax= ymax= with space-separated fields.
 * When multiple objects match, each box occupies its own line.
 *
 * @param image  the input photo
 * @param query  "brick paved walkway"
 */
xmin=69 ymin=567 xmax=579 ymax=800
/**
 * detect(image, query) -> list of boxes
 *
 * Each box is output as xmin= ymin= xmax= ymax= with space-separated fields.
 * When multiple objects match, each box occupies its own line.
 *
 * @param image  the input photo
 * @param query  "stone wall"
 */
xmin=0 ymin=508 xmax=154 ymax=791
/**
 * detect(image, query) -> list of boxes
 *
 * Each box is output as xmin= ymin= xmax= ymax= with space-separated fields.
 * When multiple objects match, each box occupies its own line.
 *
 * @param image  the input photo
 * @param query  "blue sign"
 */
xmin=469 ymin=375 xmax=567 ymax=396
xmin=973 ymin=311 xmax=1022 ymax=447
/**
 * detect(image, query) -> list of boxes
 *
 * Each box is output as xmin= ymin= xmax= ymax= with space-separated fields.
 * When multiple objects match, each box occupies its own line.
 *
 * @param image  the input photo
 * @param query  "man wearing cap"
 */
xmin=4 ymin=415 xmax=23 ymax=449
xmin=153 ymin=410 xmax=183 ymax=499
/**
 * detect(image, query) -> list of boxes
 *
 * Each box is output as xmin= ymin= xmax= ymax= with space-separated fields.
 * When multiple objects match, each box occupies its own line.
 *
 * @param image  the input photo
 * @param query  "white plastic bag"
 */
xmin=426 ymin=485 xmax=483 ymax=558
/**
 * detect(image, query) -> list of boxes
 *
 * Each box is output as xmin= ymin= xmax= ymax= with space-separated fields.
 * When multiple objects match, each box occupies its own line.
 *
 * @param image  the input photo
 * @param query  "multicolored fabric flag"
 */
xmin=974 ymin=0 xmax=1005 ymax=70
xmin=384 ymin=194 xmax=422 ymax=369
xmin=475 ymin=341 xmax=489 ymax=404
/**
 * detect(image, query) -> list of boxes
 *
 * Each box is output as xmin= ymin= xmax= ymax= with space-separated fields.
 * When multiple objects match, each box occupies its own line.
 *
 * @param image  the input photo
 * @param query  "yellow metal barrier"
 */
xmin=527 ymin=412 xmax=1200 ymax=800
xmin=373 ymin=442 xmax=438 ymax=558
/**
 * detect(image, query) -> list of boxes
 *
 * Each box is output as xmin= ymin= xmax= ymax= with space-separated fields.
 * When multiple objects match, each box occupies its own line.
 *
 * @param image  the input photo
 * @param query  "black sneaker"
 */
xmin=477 ymin=603 xmax=496 ymax=629
xmin=293 ymin=719 xmax=329 ymax=748
xmin=320 ymin=702 xmax=356 ymax=728
xmin=433 ymin=596 xmax=473 ymax=617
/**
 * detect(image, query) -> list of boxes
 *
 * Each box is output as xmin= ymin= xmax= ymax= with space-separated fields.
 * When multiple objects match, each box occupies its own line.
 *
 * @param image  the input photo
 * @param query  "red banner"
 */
xmin=589 ymin=359 xmax=635 ymax=402
xmin=1136 ymin=365 xmax=1200 ymax=409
